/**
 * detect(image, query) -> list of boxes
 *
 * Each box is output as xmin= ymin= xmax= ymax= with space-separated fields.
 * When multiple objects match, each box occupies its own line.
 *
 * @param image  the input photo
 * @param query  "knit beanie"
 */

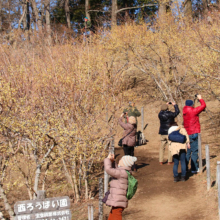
xmin=121 ymin=156 xmax=137 ymax=167
xmin=185 ymin=100 xmax=194 ymax=106
xmin=161 ymin=104 xmax=168 ymax=111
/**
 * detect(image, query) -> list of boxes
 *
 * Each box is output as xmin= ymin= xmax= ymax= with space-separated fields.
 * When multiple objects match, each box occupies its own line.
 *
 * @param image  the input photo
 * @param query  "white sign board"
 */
xmin=14 ymin=196 xmax=71 ymax=220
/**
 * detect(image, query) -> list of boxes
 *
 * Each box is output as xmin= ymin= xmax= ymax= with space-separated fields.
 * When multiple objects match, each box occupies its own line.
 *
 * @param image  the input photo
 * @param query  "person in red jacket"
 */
xmin=183 ymin=94 xmax=206 ymax=173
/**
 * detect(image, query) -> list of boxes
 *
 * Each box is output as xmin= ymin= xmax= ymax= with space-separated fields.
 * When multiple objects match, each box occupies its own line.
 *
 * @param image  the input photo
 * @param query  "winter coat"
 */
xmin=168 ymin=126 xmax=190 ymax=156
xmin=183 ymin=99 xmax=206 ymax=135
xmin=83 ymin=20 xmax=92 ymax=29
xmin=118 ymin=117 xmax=137 ymax=147
xmin=158 ymin=105 xmax=180 ymax=135
xmin=104 ymin=158 xmax=130 ymax=208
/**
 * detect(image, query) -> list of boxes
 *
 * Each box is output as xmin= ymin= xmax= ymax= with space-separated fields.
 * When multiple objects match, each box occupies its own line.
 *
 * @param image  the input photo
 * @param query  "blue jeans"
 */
xmin=186 ymin=133 xmax=198 ymax=172
xmin=173 ymin=150 xmax=186 ymax=177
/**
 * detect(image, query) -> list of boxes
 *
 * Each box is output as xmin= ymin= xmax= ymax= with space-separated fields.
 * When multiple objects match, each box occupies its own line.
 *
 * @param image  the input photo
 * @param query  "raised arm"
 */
xmin=194 ymin=99 xmax=206 ymax=115
xmin=104 ymin=158 xmax=121 ymax=178
xmin=118 ymin=116 xmax=132 ymax=130
xmin=170 ymin=104 xmax=180 ymax=118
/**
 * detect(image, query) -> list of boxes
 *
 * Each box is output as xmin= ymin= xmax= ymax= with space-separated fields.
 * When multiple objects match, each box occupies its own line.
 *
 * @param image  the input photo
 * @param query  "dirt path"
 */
xmin=113 ymin=147 xmax=208 ymax=220
xmin=102 ymin=100 xmax=220 ymax=220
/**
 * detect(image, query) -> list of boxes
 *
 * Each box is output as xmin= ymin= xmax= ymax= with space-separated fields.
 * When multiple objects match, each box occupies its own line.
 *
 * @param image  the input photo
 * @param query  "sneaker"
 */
xmin=181 ymin=176 xmax=186 ymax=182
xmin=174 ymin=177 xmax=180 ymax=182
xmin=167 ymin=162 xmax=174 ymax=165
xmin=159 ymin=162 xmax=163 ymax=165
xmin=191 ymin=168 xmax=199 ymax=174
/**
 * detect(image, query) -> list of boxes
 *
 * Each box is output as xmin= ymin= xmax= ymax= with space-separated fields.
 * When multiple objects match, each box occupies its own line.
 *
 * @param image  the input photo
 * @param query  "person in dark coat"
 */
xmin=183 ymin=94 xmax=206 ymax=173
xmin=158 ymin=102 xmax=180 ymax=165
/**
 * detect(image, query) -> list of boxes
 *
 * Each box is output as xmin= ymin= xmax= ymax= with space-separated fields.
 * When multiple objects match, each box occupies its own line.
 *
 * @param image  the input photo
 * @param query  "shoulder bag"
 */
xmin=118 ymin=127 xmax=135 ymax=147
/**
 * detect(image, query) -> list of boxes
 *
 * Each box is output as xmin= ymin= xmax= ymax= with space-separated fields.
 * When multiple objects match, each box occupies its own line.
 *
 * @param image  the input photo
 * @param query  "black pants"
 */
xmin=123 ymin=145 xmax=134 ymax=156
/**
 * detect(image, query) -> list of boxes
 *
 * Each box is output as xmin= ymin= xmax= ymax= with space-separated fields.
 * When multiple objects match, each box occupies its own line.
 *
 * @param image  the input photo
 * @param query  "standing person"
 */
xmin=123 ymin=101 xmax=141 ymax=124
xmin=104 ymin=154 xmax=137 ymax=220
xmin=81 ymin=17 xmax=95 ymax=41
xmin=183 ymin=95 xmax=206 ymax=173
xmin=168 ymin=122 xmax=190 ymax=182
xmin=158 ymin=102 xmax=180 ymax=165
xmin=82 ymin=17 xmax=92 ymax=32
xmin=119 ymin=114 xmax=137 ymax=157
xmin=118 ymin=114 xmax=137 ymax=171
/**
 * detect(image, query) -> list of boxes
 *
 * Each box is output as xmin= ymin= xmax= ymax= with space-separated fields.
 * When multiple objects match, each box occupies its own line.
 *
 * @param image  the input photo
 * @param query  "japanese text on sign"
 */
xmin=15 ymin=210 xmax=71 ymax=220
xmin=14 ymin=196 xmax=70 ymax=215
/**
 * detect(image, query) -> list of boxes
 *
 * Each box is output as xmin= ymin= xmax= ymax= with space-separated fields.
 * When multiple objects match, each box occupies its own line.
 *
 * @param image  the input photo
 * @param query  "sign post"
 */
xmin=205 ymin=145 xmax=211 ymax=190
xmin=14 ymin=196 xmax=71 ymax=220
xmin=198 ymin=133 xmax=202 ymax=172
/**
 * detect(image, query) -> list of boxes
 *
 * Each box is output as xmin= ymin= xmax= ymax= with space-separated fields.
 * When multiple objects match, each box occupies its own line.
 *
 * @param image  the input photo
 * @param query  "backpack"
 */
xmin=168 ymin=130 xmax=186 ymax=144
xmin=138 ymin=132 xmax=147 ymax=146
xmin=126 ymin=171 xmax=138 ymax=200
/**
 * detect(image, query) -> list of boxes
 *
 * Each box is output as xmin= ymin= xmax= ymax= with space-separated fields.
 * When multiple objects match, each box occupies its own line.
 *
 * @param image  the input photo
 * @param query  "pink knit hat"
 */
xmin=121 ymin=156 xmax=137 ymax=167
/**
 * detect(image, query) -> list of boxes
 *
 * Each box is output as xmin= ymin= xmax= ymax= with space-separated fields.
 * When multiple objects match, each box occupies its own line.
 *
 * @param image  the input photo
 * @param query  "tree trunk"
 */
xmin=18 ymin=1 xmax=27 ymax=30
xmin=65 ymin=0 xmax=71 ymax=29
xmin=8 ymin=0 xmax=11 ymax=30
xmin=159 ymin=3 xmax=166 ymax=18
xmin=0 ymin=184 xmax=14 ymax=220
xmin=123 ymin=1 xmax=129 ymax=22
xmin=85 ymin=0 xmax=91 ymax=21
xmin=202 ymin=0 xmax=208 ymax=14
xmin=45 ymin=0 xmax=51 ymax=34
xmin=62 ymin=158 xmax=75 ymax=199
xmin=33 ymin=164 xmax=41 ymax=199
xmin=111 ymin=0 xmax=117 ymax=26
xmin=42 ymin=162 xmax=50 ymax=191
xmin=72 ymin=159 xmax=80 ymax=202
xmin=84 ymin=178 xmax=88 ymax=200
xmin=27 ymin=0 xmax=30 ymax=30
xmin=184 ymin=0 xmax=192 ymax=20
xmin=30 ymin=0 xmax=42 ymax=32
xmin=0 ymin=0 xmax=2 ymax=32
xmin=83 ymin=156 xmax=88 ymax=200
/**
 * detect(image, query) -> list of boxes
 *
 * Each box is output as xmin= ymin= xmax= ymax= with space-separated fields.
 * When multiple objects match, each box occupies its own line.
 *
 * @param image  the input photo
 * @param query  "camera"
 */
xmin=195 ymin=94 xmax=198 ymax=98
xmin=168 ymin=102 xmax=172 ymax=104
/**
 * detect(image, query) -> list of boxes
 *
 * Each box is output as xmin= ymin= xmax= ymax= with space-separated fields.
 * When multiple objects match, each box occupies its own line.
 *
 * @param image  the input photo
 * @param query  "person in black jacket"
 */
xmin=158 ymin=102 xmax=180 ymax=165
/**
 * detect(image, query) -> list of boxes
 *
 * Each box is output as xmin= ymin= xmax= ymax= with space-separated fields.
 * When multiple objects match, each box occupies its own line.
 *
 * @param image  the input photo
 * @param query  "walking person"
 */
xmin=104 ymin=154 xmax=137 ymax=220
xmin=158 ymin=102 xmax=180 ymax=165
xmin=183 ymin=94 xmax=206 ymax=173
xmin=118 ymin=114 xmax=137 ymax=171
xmin=168 ymin=122 xmax=190 ymax=182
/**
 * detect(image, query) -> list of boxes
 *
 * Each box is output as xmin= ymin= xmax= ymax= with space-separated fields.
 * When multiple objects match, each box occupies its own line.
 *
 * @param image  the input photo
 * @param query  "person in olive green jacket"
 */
xmin=123 ymin=102 xmax=141 ymax=124
xmin=82 ymin=17 xmax=92 ymax=31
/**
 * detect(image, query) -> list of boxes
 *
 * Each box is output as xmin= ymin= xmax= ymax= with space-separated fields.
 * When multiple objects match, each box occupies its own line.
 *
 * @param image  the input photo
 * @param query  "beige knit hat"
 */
xmin=128 ymin=116 xmax=136 ymax=125
xmin=121 ymin=156 xmax=137 ymax=167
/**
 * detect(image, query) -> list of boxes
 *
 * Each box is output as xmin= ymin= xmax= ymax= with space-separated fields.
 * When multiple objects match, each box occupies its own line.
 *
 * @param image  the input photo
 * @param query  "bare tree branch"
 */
xmin=117 ymin=4 xmax=157 ymax=13
xmin=87 ymin=10 xmax=109 ymax=13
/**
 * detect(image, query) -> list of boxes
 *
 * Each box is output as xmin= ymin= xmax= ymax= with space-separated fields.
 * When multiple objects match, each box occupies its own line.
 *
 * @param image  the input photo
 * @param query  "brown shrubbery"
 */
xmin=0 ymin=14 xmax=219 ymax=218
